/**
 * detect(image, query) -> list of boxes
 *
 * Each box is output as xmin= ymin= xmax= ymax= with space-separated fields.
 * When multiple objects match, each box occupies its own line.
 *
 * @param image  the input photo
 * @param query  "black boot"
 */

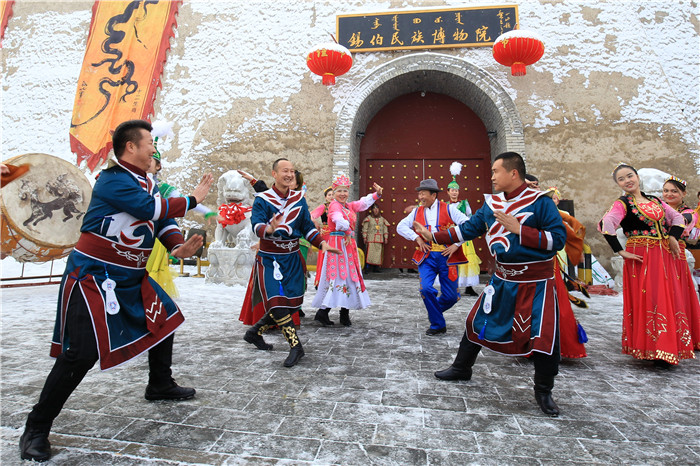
xmin=435 ymin=335 xmax=481 ymax=381
xmin=280 ymin=323 xmax=305 ymax=367
xmin=298 ymin=308 xmax=306 ymax=318
xmin=533 ymin=373 xmax=560 ymax=417
xmin=339 ymin=308 xmax=352 ymax=326
xmin=314 ymin=308 xmax=334 ymax=326
xmin=19 ymin=425 xmax=51 ymax=462
xmin=145 ymin=378 xmax=196 ymax=401
xmin=244 ymin=314 xmax=275 ymax=350
xmin=464 ymin=286 xmax=478 ymax=296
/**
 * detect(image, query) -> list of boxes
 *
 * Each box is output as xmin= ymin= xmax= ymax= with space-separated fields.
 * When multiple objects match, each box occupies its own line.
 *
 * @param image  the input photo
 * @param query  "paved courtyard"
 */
xmin=1 ymin=271 xmax=699 ymax=465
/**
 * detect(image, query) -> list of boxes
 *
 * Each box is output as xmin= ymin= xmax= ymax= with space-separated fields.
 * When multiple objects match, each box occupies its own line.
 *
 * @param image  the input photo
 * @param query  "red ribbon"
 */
xmin=218 ymin=203 xmax=252 ymax=226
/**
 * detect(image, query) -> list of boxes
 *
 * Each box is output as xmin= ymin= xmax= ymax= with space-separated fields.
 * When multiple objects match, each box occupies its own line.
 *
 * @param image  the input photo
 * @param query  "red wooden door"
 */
xmin=359 ymin=92 xmax=492 ymax=270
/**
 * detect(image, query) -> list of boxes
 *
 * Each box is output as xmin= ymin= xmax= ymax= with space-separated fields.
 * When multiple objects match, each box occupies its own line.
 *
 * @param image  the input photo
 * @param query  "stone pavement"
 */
xmin=1 ymin=271 xmax=699 ymax=465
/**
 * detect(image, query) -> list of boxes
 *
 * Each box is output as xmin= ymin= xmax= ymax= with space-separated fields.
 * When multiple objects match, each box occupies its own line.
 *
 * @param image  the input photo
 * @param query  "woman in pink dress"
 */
xmin=662 ymin=175 xmax=700 ymax=351
xmin=312 ymin=175 xmax=382 ymax=326
xmin=599 ymin=164 xmax=695 ymax=367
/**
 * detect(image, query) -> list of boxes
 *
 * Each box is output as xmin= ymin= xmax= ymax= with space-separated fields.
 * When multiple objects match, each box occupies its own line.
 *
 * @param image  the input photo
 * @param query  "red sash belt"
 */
xmin=74 ymin=232 xmax=151 ymax=269
xmin=494 ymin=259 xmax=554 ymax=282
xmin=260 ymin=238 xmax=299 ymax=254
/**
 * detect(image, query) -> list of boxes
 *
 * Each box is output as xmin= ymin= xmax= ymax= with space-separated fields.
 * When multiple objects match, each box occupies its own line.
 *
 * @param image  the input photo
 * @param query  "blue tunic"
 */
xmin=245 ymin=186 xmax=322 ymax=313
xmin=436 ymin=185 xmax=567 ymax=356
xmin=51 ymin=160 xmax=192 ymax=370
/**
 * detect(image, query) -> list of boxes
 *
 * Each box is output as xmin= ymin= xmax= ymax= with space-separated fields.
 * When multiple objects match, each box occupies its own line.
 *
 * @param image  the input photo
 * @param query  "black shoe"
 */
xmin=314 ymin=308 xmax=335 ymax=326
xmin=145 ymin=379 xmax=196 ymax=401
xmin=464 ymin=287 xmax=478 ymax=297
xmin=339 ymin=308 xmax=352 ymax=327
xmin=244 ymin=328 xmax=273 ymax=350
xmin=283 ymin=345 xmax=305 ymax=367
xmin=298 ymin=309 xmax=306 ymax=318
xmin=434 ymin=365 xmax=472 ymax=381
xmin=533 ymin=374 xmax=559 ymax=417
xmin=425 ymin=327 xmax=446 ymax=336
xmin=653 ymin=359 xmax=673 ymax=369
xmin=19 ymin=427 xmax=51 ymax=462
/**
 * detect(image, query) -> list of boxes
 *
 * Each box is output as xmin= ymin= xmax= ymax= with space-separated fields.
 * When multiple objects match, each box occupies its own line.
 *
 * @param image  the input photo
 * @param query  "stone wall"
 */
xmin=2 ymin=0 xmax=698 ymax=269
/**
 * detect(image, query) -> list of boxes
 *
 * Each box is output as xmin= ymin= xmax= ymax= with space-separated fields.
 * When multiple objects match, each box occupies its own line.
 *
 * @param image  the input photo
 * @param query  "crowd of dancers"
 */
xmin=13 ymin=118 xmax=700 ymax=462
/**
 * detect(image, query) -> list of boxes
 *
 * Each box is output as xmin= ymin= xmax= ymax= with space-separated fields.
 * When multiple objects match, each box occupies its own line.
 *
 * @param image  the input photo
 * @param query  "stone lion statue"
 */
xmin=211 ymin=170 xmax=255 ymax=248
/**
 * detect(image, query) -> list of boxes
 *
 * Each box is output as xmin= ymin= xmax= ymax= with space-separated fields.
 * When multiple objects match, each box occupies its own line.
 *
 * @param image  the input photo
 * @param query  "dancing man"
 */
xmin=242 ymin=158 xmax=340 ymax=367
xmin=20 ymin=120 xmax=214 ymax=462
xmin=413 ymin=152 xmax=567 ymax=416
xmin=397 ymin=179 xmax=469 ymax=335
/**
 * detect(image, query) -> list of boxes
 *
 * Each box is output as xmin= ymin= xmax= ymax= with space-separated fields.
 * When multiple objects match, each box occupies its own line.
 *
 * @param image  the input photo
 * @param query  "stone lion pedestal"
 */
xmin=205 ymin=244 xmax=255 ymax=286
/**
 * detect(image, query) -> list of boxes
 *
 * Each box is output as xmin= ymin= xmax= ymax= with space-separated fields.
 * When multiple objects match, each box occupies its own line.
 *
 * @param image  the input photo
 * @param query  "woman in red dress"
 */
xmin=662 ymin=175 xmax=700 ymax=351
xmin=599 ymin=164 xmax=695 ymax=367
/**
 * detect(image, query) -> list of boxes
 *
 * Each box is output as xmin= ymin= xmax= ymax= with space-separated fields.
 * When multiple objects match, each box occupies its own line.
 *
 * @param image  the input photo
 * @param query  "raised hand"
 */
xmin=493 ymin=210 xmax=521 ymax=234
xmin=265 ymin=213 xmax=283 ymax=234
xmin=191 ymin=174 xmax=214 ymax=204
xmin=172 ymin=234 xmax=203 ymax=259
xmin=373 ymin=183 xmax=383 ymax=197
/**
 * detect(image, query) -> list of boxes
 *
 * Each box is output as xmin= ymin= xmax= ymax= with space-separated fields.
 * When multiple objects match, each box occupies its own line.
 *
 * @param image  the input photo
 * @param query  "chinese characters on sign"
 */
xmin=337 ymin=5 xmax=518 ymax=53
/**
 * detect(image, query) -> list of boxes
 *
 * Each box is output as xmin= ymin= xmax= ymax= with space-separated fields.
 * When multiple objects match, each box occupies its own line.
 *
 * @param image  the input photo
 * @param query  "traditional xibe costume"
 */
xmin=427 ymin=178 xmax=567 ymax=417
xmin=242 ymin=183 xmax=325 ymax=366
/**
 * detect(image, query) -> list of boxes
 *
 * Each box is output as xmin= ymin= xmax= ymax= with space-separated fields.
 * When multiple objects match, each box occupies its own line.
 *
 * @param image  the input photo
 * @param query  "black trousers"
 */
xmin=458 ymin=329 xmax=560 ymax=377
xmin=27 ymin=290 xmax=175 ymax=432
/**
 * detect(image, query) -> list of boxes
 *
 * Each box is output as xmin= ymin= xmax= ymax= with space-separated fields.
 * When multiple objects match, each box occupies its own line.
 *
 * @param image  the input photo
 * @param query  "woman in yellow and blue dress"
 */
xmin=446 ymin=162 xmax=481 ymax=296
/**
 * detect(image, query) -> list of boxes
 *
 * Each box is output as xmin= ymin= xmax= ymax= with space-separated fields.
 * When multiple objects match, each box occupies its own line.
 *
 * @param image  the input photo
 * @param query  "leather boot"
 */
xmin=435 ymin=335 xmax=480 ymax=381
xmin=145 ymin=378 xmax=196 ymax=401
xmin=533 ymin=373 xmax=560 ymax=417
xmin=339 ymin=308 xmax=352 ymax=326
xmin=19 ymin=424 xmax=51 ymax=462
xmin=244 ymin=314 xmax=274 ymax=350
xmin=280 ymin=323 xmax=305 ymax=367
xmin=314 ymin=308 xmax=334 ymax=326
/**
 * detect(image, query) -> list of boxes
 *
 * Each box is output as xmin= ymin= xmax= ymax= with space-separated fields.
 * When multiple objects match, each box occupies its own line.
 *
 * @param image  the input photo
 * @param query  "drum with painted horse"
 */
xmin=1 ymin=153 xmax=92 ymax=262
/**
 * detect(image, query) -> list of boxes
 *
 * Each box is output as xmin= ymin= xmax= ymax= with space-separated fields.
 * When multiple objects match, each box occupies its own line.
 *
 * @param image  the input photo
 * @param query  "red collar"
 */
xmin=272 ymin=184 xmax=290 ymax=198
xmin=505 ymin=182 xmax=528 ymax=200
xmin=117 ymin=159 xmax=147 ymax=177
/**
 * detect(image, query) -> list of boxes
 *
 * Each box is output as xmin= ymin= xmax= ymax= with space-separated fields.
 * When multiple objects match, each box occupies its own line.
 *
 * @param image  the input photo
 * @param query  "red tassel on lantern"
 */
xmin=306 ymin=42 xmax=353 ymax=85
xmin=493 ymin=30 xmax=545 ymax=76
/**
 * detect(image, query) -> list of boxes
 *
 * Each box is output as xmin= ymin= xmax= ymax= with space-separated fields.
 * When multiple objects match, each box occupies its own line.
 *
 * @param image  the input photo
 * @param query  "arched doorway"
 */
xmin=358 ymin=91 xmax=492 ymax=270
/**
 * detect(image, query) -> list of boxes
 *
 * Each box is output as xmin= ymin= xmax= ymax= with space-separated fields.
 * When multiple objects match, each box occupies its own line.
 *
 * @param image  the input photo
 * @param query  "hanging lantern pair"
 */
xmin=306 ymin=42 xmax=353 ymax=85
xmin=493 ymin=30 xmax=545 ymax=76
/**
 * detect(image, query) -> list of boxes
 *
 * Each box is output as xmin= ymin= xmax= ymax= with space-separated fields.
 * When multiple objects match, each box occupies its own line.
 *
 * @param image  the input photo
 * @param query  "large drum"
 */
xmin=1 ymin=153 xmax=92 ymax=262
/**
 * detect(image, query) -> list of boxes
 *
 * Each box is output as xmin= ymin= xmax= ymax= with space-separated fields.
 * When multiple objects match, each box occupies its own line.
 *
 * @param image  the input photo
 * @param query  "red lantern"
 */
xmin=493 ymin=30 xmax=545 ymax=76
xmin=306 ymin=43 xmax=353 ymax=85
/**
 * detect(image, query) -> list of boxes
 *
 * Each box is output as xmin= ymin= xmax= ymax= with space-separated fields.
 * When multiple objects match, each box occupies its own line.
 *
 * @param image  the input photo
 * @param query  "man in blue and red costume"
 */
xmin=19 ymin=120 xmax=214 ymax=462
xmin=413 ymin=152 xmax=567 ymax=417
xmin=397 ymin=179 xmax=469 ymax=335
xmin=242 ymin=158 xmax=340 ymax=367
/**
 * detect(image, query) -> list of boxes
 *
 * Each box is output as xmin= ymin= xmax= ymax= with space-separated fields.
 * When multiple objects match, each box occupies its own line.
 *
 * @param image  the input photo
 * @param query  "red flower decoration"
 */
xmin=218 ymin=203 xmax=252 ymax=226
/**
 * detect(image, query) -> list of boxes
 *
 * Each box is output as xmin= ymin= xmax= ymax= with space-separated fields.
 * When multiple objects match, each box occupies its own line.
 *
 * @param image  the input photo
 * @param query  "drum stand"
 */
xmin=178 ymin=259 xmax=189 ymax=277
xmin=193 ymin=257 xmax=205 ymax=278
